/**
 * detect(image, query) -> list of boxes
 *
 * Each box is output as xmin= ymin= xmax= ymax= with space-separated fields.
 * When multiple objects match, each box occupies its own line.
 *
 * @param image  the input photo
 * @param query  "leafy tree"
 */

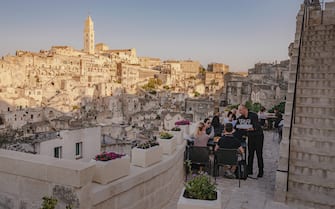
xmin=244 ymin=101 xmax=262 ymax=112
xmin=142 ymin=78 xmax=162 ymax=90
xmin=268 ymin=102 xmax=286 ymax=113
xmin=40 ymin=196 xmax=57 ymax=209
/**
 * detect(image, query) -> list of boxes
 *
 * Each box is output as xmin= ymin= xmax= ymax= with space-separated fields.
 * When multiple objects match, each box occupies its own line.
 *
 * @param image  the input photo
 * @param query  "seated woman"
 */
xmin=193 ymin=122 xmax=210 ymax=147
xmin=215 ymin=123 xmax=244 ymax=178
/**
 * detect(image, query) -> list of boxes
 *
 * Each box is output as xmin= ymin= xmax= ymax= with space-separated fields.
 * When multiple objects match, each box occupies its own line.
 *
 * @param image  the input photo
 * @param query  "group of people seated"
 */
xmin=188 ymin=104 xmax=271 ymax=179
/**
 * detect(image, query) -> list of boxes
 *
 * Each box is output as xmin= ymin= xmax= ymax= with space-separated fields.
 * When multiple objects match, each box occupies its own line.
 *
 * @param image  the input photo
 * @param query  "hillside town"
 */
xmin=0 ymin=1 xmax=334 ymax=208
xmin=0 ymin=16 xmax=289 ymax=154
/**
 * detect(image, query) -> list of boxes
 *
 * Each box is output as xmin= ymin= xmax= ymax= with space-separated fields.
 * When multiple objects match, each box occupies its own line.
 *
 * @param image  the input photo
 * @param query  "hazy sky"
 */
xmin=0 ymin=0 xmax=317 ymax=71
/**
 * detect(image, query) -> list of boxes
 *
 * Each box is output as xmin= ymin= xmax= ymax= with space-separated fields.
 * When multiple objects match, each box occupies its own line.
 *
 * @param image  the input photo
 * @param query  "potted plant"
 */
xmin=177 ymin=174 xmax=222 ymax=209
xmin=92 ymin=151 xmax=130 ymax=184
xmin=131 ymin=139 xmax=163 ymax=167
xmin=170 ymin=127 xmax=184 ymax=145
xmin=158 ymin=131 xmax=177 ymax=155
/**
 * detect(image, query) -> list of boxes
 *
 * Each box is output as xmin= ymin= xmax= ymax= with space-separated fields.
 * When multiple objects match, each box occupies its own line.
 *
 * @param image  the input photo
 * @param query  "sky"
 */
xmin=0 ymin=0 xmax=326 ymax=71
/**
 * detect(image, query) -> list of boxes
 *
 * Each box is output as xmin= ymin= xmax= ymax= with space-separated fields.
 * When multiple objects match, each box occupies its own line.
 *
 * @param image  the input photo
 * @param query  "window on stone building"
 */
xmin=75 ymin=142 xmax=83 ymax=159
xmin=54 ymin=146 xmax=62 ymax=159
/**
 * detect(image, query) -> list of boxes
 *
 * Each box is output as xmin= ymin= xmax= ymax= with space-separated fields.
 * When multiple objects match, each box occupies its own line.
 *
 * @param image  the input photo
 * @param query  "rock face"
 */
xmin=275 ymin=1 xmax=335 ymax=208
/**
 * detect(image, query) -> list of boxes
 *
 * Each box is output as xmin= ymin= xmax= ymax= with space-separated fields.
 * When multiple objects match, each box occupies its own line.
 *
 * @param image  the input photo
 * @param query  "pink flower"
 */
xmin=175 ymin=120 xmax=190 ymax=125
xmin=95 ymin=152 xmax=125 ymax=161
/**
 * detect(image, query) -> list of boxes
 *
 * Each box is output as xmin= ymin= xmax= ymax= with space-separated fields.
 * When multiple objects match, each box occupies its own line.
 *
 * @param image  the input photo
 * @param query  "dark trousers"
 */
xmin=247 ymin=133 xmax=264 ymax=173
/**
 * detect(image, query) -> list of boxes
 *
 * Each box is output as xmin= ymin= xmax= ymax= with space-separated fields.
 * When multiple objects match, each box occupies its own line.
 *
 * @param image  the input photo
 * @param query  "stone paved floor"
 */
xmin=162 ymin=130 xmax=299 ymax=209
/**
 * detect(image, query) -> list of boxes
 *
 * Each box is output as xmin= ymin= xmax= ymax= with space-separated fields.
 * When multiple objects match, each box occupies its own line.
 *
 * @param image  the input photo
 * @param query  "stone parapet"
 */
xmin=0 ymin=149 xmax=95 ymax=209
xmin=0 ymin=149 xmax=95 ymax=188
xmin=324 ymin=2 xmax=335 ymax=25
xmin=0 ymin=142 xmax=186 ymax=209
xmin=90 ymin=142 xmax=185 ymax=209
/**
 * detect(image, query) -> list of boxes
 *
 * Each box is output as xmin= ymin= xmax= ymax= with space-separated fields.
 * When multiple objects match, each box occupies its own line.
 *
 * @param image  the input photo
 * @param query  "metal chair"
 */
xmin=186 ymin=146 xmax=212 ymax=179
xmin=214 ymin=148 xmax=241 ymax=187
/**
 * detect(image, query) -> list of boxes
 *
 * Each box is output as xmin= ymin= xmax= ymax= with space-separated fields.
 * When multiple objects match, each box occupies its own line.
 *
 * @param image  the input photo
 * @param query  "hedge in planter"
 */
xmin=177 ymin=174 xmax=222 ymax=209
xmin=131 ymin=139 xmax=163 ymax=168
xmin=158 ymin=131 xmax=177 ymax=155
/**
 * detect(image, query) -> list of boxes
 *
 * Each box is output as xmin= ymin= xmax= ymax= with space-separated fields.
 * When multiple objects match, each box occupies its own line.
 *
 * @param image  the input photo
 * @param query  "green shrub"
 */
xmin=268 ymin=101 xmax=286 ymax=113
xmin=184 ymin=174 xmax=217 ymax=200
xmin=40 ymin=196 xmax=57 ymax=209
xmin=159 ymin=132 xmax=173 ymax=139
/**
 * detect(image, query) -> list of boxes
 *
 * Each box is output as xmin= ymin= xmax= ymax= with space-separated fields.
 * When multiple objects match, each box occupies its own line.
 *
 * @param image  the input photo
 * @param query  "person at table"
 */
xmin=224 ymin=110 xmax=237 ymax=126
xmin=211 ymin=112 xmax=223 ymax=137
xmin=236 ymin=104 xmax=264 ymax=178
xmin=193 ymin=122 xmax=210 ymax=147
xmin=258 ymin=106 xmax=267 ymax=128
xmin=204 ymin=118 xmax=215 ymax=148
xmin=215 ymin=123 xmax=244 ymax=178
xmin=204 ymin=118 xmax=215 ymax=138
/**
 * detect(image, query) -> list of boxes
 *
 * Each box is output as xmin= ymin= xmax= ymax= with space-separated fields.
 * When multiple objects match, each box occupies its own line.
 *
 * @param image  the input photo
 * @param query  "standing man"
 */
xmin=236 ymin=104 xmax=264 ymax=177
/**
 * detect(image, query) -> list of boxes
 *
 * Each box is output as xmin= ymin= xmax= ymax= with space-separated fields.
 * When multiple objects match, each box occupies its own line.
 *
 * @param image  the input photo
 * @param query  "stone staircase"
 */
xmin=275 ymin=2 xmax=335 ymax=208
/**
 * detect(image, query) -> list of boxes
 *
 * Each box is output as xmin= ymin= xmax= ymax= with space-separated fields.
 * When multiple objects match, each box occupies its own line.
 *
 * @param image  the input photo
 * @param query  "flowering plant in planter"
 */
xmin=171 ymin=127 xmax=181 ymax=131
xmin=159 ymin=131 xmax=174 ymax=139
xmin=136 ymin=139 xmax=159 ymax=149
xmin=184 ymin=173 xmax=217 ymax=200
xmin=94 ymin=151 xmax=125 ymax=161
xmin=175 ymin=120 xmax=190 ymax=126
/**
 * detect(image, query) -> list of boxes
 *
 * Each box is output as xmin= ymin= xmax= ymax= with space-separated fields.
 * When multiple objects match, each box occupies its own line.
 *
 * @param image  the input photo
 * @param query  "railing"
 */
xmin=286 ymin=1 xmax=308 ymax=192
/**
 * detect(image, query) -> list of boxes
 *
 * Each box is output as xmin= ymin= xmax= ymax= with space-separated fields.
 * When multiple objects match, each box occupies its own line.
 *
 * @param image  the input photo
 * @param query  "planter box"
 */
xmin=179 ymin=125 xmax=190 ymax=138
xmin=93 ymin=155 xmax=130 ymax=184
xmin=158 ymin=137 xmax=177 ymax=155
xmin=131 ymin=146 xmax=162 ymax=168
xmin=170 ymin=131 xmax=183 ymax=145
xmin=177 ymin=188 xmax=222 ymax=209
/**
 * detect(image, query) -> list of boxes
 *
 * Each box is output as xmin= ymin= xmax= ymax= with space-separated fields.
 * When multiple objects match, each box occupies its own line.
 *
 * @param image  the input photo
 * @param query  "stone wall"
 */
xmin=91 ymin=143 xmax=185 ymax=209
xmin=0 ymin=142 xmax=185 ymax=209
xmin=0 ymin=149 xmax=95 ymax=209
xmin=275 ymin=1 xmax=335 ymax=208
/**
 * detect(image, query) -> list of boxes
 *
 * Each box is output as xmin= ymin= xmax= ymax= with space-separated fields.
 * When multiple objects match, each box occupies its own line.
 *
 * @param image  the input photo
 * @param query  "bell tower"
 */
xmin=84 ymin=16 xmax=95 ymax=54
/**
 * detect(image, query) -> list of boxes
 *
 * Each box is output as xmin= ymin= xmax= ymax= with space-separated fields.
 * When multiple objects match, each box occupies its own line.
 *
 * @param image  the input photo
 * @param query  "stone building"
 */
xmin=207 ymin=63 xmax=229 ymax=74
xmin=248 ymin=60 xmax=289 ymax=108
xmin=138 ymin=57 xmax=161 ymax=68
xmin=84 ymin=16 xmax=95 ymax=54
xmin=224 ymin=72 xmax=250 ymax=105
xmin=180 ymin=60 xmax=200 ymax=79
xmin=161 ymin=60 xmax=183 ymax=87
xmin=275 ymin=1 xmax=335 ymax=208
xmin=205 ymin=62 xmax=229 ymax=95
xmin=185 ymin=98 xmax=214 ymax=122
